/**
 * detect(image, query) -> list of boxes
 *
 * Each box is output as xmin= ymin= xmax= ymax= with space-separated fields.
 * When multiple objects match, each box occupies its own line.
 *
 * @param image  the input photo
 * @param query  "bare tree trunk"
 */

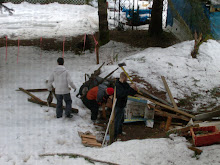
xmin=149 ymin=0 xmax=163 ymax=36
xmin=98 ymin=0 xmax=109 ymax=45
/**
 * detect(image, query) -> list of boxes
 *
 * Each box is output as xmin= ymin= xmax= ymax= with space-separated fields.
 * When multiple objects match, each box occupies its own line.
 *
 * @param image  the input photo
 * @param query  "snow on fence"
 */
xmin=3 ymin=0 xmax=86 ymax=5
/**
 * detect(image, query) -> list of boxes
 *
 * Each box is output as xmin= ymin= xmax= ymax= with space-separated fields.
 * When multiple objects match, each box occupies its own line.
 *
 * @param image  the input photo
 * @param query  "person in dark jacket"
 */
xmin=114 ymin=72 xmax=138 ymax=139
xmin=82 ymin=84 xmax=114 ymax=122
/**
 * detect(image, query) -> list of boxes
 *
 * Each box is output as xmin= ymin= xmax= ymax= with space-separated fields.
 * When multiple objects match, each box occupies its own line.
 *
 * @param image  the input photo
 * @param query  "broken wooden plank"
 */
xmin=149 ymin=104 xmax=190 ymax=121
xmin=194 ymin=109 xmax=220 ymax=121
xmin=139 ymin=88 xmax=170 ymax=105
xmin=188 ymin=146 xmax=203 ymax=155
xmin=82 ymin=138 xmax=97 ymax=143
xmin=139 ymin=88 xmax=192 ymax=114
xmin=155 ymin=109 xmax=190 ymax=121
xmin=81 ymin=134 xmax=97 ymax=140
xmin=137 ymin=94 xmax=195 ymax=119
xmin=82 ymin=140 xmax=101 ymax=147
xmin=167 ymin=124 xmax=199 ymax=136
xmin=161 ymin=76 xmax=179 ymax=112
xmin=79 ymin=132 xmax=102 ymax=148
xmin=16 ymin=88 xmax=48 ymax=92
xmin=28 ymin=98 xmax=78 ymax=113
xmin=19 ymin=87 xmax=43 ymax=103
xmin=16 ymin=88 xmax=46 ymax=92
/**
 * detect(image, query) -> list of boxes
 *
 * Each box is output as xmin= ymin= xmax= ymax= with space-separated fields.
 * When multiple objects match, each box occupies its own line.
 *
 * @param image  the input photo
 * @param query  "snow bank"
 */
xmin=0 ymin=2 xmax=98 ymax=39
xmin=1 ymin=43 xmax=220 ymax=165
xmin=111 ymin=40 xmax=220 ymax=111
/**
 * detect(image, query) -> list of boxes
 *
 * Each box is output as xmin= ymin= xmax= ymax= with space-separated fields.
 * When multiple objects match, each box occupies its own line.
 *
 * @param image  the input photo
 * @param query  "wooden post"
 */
xmin=165 ymin=116 xmax=172 ymax=131
xmin=161 ymin=76 xmax=179 ymax=112
xmin=109 ymin=108 xmax=115 ymax=144
xmin=102 ymin=103 xmax=106 ymax=119
xmin=109 ymin=88 xmax=116 ymax=144
xmin=96 ymin=45 xmax=99 ymax=64
xmin=102 ymin=87 xmax=117 ymax=147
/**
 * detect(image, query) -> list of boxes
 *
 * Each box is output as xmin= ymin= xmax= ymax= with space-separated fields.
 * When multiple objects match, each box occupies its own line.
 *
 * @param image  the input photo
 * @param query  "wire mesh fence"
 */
xmin=107 ymin=0 xmax=169 ymax=31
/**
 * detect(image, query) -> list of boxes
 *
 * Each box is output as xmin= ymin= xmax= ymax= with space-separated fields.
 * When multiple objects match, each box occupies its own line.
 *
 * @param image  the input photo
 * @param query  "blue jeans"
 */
xmin=114 ymin=106 xmax=124 ymax=139
xmin=56 ymin=93 xmax=72 ymax=118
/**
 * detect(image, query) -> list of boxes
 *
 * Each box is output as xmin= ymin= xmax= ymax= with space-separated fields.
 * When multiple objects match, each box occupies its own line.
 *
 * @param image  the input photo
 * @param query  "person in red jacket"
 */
xmin=82 ymin=84 xmax=114 ymax=122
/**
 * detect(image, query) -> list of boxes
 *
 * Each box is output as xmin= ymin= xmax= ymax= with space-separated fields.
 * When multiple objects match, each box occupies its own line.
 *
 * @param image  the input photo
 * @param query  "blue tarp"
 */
xmin=122 ymin=7 xmax=152 ymax=23
xmin=166 ymin=0 xmax=220 ymax=40
xmin=166 ymin=0 xmax=192 ymax=27
xmin=209 ymin=11 xmax=220 ymax=40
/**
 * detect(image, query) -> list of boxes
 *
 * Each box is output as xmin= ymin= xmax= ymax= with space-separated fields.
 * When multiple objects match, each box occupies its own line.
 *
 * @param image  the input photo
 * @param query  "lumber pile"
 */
xmin=135 ymin=76 xmax=195 ymax=131
xmin=78 ymin=132 xmax=102 ymax=147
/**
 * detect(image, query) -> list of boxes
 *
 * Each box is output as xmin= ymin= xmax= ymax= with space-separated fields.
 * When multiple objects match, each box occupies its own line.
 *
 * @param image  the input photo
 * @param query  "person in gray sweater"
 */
xmin=48 ymin=57 xmax=76 ymax=118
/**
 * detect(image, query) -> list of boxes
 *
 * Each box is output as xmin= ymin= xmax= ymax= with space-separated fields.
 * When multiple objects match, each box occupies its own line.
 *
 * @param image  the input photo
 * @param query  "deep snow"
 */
xmin=0 ymin=2 xmax=220 ymax=165
xmin=0 ymin=2 xmax=98 ymax=39
xmin=1 ymin=41 xmax=220 ymax=165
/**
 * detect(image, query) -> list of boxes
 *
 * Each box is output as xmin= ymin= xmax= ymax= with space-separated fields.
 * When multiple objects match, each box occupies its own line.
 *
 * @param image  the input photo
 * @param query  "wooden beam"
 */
xmin=167 ymin=124 xmax=199 ymax=135
xmin=102 ymin=103 xmax=107 ymax=119
xmin=161 ymin=76 xmax=179 ymax=112
xmin=137 ymin=94 xmax=195 ymax=119
xmin=28 ymin=98 xmax=78 ymax=113
xmin=165 ymin=116 xmax=172 ymax=131
xmin=17 ymin=88 xmax=48 ymax=92
xmin=81 ymin=134 xmax=97 ymax=140
xmin=188 ymin=146 xmax=203 ymax=155
xmin=102 ymin=88 xmax=117 ymax=147
xmin=82 ymin=138 xmax=97 ymax=143
xmin=82 ymin=141 xmax=101 ymax=147
xmin=149 ymin=104 xmax=190 ymax=121
xmin=139 ymin=88 xmax=170 ymax=106
xmin=194 ymin=109 xmax=220 ymax=121
xmin=109 ymin=90 xmax=116 ymax=144
xmin=19 ymin=87 xmax=44 ymax=103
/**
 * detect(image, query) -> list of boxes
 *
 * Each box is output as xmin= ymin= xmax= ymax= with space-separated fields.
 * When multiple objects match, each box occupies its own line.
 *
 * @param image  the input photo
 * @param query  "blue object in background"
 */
xmin=166 ymin=0 xmax=220 ymax=40
xmin=122 ymin=7 xmax=152 ymax=24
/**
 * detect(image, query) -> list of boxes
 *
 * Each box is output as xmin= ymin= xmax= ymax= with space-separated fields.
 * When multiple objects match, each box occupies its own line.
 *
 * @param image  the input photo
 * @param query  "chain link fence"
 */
xmin=108 ymin=0 xmax=169 ymax=30
xmin=3 ymin=0 xmax=86 ymax=5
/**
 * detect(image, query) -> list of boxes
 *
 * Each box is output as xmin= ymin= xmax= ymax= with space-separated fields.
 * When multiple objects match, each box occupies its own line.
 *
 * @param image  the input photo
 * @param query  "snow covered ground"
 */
xmin=0 ymin=2 xmax=99 ymax=39
xmin=0 ymin=2 xmax=220 ymax=165
xmin=1 ymin=43 xmax=220 ymax=165
xmin=119 ymin=40 xmax=220 ymax=112
xmin=0 ymin=1 xmax=167 ymax=39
